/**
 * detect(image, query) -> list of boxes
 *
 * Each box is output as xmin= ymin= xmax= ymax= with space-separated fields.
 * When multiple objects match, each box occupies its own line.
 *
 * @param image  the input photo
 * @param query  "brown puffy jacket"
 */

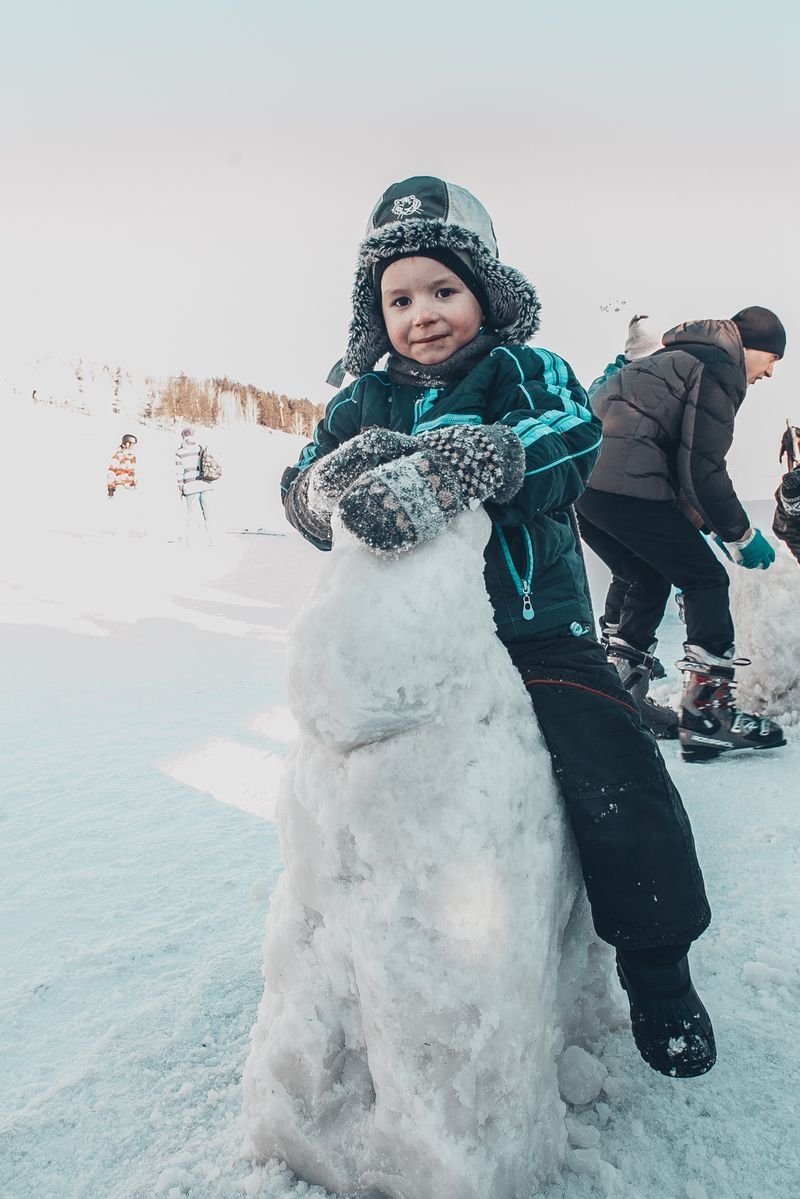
xmin=585 ymin=320 xmax=749 ymax=542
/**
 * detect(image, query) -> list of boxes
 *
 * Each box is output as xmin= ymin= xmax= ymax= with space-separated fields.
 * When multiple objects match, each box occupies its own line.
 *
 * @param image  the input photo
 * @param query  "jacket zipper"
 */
xmin=411 ymin=388 xmax=440 ymax=433
xmin=495 ymin=525 xmax=535 ymax=621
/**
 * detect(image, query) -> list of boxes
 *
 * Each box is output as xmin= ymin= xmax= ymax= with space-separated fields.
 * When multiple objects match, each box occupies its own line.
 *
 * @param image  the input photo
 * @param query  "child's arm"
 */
xmin=483 ymin=349 xmax=602 ymax=526
xmin=588 ymin=354 xmax=627 ymax=399
xmin=281 ymin=379 xmax=410 ymax=548
xmin=281 ymin=419 xmax=350 ymax=550
xmin=107 ymin=449 xmax=122 ymax=487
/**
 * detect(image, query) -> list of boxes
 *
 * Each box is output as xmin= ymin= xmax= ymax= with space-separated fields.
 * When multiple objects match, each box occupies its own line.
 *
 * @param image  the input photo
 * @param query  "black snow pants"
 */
xmin=576 ymin=489 xmax=734 ymax=657
xmin=505 ymin=630 xmax=711 ymax=950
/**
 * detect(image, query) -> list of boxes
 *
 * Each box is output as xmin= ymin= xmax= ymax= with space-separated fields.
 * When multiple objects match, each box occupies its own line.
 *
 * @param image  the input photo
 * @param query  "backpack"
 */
xmin=198 ymin=446 xmax=222 ymax=482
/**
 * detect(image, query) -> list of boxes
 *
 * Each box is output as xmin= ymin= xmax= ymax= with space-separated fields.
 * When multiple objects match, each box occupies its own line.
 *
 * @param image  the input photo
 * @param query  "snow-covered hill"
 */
xmin=1 ymin=395 xmax=799 ymax=1199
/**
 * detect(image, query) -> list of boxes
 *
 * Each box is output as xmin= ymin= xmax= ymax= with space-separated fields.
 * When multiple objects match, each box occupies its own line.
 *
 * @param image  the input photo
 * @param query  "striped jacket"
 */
xmin=107 ymin=447 xmax=137 ymax=489
xmin=281 ymin=343 xmax=602 ymax=643
xmin=175 ymin=440 xmax=214 ymax=495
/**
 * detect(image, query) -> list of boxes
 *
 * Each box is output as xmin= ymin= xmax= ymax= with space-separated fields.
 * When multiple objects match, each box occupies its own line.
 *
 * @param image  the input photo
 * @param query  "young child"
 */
xmin=106 ymin=433 xmax=138 ymax=496
xmin=281 ymin=176 xmax=714 ymax=1078
xmin=773 ymin=466 xmax=800 ymax=564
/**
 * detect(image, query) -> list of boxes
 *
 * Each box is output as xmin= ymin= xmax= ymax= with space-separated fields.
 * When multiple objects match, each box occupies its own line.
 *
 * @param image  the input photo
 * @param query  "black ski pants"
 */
xmin=505 ymin=631 xmax=711 ymax=950
xmin=576 ymin=489 xmax=734 ymax=657
xmin=600 ymin=573 xmax=632 ymax=633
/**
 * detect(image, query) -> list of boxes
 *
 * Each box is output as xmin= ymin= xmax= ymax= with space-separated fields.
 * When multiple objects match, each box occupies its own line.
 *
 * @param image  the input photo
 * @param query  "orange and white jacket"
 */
xmin=107 ymin=447 xmax=137 ymax=489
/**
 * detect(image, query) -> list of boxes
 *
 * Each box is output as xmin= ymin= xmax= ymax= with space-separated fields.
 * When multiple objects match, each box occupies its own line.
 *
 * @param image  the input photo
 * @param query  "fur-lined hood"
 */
xmin=337 ymin=177 xmax=541 ymax=382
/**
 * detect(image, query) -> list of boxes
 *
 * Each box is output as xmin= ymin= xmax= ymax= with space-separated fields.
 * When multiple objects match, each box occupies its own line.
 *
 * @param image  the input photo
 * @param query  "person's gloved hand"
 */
xmin=107 ymin=485 xmax=116 ymax=498
xmin=306 ymin=427 xmax=419 ymax=519
xmin=337 ymin=424 xmax=525 ymax=553
xmin=714 ymin=527 xmax=775 ymax=570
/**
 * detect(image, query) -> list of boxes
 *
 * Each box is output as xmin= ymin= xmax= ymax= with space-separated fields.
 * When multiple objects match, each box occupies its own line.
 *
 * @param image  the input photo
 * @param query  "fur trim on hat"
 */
xmin=342 ymin=218 xmax=541 ymax=379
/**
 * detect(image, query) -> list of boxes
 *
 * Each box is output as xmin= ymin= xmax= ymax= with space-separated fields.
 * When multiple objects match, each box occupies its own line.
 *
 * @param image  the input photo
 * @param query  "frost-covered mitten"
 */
xmin=416 ymin=424 xmax=525 ymax=504
xmin=285 ymin=427 xmax=419 ymax=543
xmin=307 ymin=428 xmax=419 ymax=518
xmin=337 ymin=424 xmax=525 ymax=554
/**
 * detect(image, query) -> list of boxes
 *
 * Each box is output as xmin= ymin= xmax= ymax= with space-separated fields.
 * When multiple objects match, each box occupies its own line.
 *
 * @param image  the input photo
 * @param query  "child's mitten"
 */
xmin=286 ymin=427 xmax=418 ymax=543
xmin=307 ymin=427 xmax=419 ymax=518
xmin=337 ymin=424 xmax=524 ymax=553
xmin=416 ymin=424 xmax=525 ymax=504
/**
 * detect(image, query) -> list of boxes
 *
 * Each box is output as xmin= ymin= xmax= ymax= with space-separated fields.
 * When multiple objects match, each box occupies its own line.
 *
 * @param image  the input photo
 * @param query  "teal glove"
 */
xmin=714 ymin=528 xmax=775 ymax=570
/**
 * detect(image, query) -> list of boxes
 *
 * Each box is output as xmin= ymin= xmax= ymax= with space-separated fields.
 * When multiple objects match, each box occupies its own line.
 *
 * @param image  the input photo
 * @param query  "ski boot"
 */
xmin=616 ymin=951 xmax=716 ymax=1078
xmin=599 ymin=619 xmax=618 ymax=654
xmin=607 ymin=636 xmax=679 ymax=740
xmin=677 ymin=644 xmax=786 ymax=762
xmin=602 ymin=623 xmax=666 ymax=677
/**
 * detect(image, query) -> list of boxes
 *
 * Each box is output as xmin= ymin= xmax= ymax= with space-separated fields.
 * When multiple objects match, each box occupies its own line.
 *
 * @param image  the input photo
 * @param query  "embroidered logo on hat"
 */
xmin=392 ymin=195 xmax=422 ymax=218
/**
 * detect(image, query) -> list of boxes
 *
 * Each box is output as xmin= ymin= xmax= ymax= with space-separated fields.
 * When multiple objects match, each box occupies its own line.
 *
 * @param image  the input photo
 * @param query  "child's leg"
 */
xmin=505 ymin=632 xmax=710 ymax=950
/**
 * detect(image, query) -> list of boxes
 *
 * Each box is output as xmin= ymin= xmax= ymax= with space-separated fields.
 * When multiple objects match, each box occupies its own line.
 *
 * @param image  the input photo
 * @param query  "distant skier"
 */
xmin=773 ymin=466 xmax=800 ymax=565
xmin=578 ymin=305 xmax=787 ymax=761
xmin=106 ymin=433 xmax=137 ymax=497
xmin=581 ymin=314 xmax=679 ymax=740
xmin=280 ymin=175 xmax=716 ymax=1079
xmin=175 ymin=426 xmax=215 ymax=546
xmin=106 ymin=434 xmax=138 ymax=536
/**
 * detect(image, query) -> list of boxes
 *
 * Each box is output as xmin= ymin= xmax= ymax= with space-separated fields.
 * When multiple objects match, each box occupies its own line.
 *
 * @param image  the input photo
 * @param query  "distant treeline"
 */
xmin=151 ymin=374 xmax=324 ymax=437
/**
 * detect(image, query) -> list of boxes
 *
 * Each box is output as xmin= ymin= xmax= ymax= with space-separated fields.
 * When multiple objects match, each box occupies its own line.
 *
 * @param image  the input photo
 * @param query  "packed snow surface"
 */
xmin=2 ymin=395 xmax=799 ymax=1198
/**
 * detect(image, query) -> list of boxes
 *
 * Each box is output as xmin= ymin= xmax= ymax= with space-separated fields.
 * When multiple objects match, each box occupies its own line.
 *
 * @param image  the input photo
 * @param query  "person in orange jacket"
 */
xmin=107 ymin=434 xmax=138 ymax=496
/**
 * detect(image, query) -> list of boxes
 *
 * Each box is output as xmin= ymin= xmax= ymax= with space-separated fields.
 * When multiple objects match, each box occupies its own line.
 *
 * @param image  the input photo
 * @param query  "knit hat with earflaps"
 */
xmin=329 ymin=176 xmax=541 ymax=385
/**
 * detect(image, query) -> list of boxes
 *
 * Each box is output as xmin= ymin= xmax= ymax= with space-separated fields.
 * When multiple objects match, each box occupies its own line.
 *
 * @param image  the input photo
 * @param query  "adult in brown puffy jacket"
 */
xmin=577 ymin=306 xmax=787 ymax=761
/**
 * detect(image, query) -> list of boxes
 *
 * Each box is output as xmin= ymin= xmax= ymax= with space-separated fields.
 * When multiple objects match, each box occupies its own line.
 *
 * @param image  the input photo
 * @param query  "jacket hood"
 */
xmin=662 ymin=319 xmax=745 ymax=371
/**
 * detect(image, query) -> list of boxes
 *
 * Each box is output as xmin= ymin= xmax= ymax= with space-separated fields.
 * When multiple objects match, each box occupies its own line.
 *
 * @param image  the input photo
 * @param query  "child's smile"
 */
xmin=380 ymin=256 xmax=483 ymax=366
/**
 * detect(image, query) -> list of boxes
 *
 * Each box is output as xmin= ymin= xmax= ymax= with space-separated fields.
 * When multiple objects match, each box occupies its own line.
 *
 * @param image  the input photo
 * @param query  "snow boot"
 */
xmin=677 ymin=644 xmax=786 ymax=762
xmin=607 ymin=636 xmax=679 ymax=740
xmin=616 ymin=952 xmax=716 ymax=1078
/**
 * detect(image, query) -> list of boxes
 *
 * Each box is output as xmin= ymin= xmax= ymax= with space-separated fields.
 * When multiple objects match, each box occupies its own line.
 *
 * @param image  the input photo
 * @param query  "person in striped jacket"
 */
xmin=175 ymin=427 xmax=214 ymax=545
xmin=280 ymin=176 xmax=715 ymax=1079
xmin=107 ymin=434 xmax=138 ymax=496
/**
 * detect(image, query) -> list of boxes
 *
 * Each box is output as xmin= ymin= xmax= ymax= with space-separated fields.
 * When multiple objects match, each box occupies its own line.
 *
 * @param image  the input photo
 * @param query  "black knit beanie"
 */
xmin=731 ymin=306 xmax=786 ymax=358
xmin=374 ymin=247 xmax=491 ymax=320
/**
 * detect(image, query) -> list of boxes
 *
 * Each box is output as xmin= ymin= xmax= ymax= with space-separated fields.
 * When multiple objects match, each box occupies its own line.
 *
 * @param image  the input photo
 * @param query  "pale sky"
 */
xmin=2 ymin=0 xmax=798 ymax=495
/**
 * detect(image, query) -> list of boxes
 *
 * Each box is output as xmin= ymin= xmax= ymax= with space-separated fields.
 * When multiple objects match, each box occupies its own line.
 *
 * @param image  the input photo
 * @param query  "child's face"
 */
xmin=380 ymin=256 xmax=483 ymax=366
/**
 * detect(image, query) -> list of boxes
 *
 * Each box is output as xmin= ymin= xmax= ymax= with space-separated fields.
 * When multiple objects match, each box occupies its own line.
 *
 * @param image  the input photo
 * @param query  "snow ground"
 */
xmin=2 ymin=399 xmax=799 ymax=1199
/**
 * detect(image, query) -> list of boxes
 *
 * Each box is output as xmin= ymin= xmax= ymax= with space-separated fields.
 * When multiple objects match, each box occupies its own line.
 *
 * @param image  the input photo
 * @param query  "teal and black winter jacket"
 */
xmin=281 ymin=344 xmax=602 ymax=644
